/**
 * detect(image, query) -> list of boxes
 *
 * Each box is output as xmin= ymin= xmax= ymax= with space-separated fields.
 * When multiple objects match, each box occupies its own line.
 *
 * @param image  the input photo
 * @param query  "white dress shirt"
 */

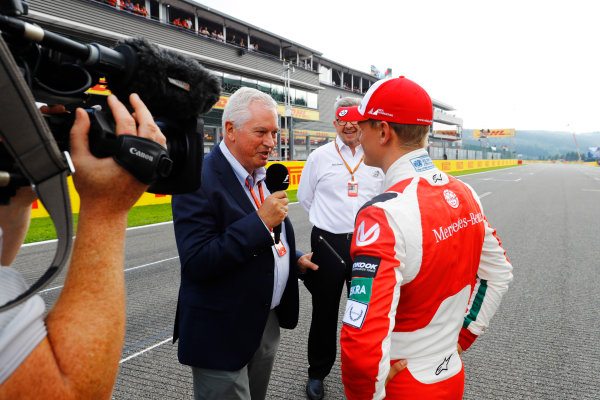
xmin=297 ymin=136 xmax=385 ymax=234
xmin=0 ymin=229 xmax=48 ymax=385
xmin=219 ymin=141 xmax=290 ymax=309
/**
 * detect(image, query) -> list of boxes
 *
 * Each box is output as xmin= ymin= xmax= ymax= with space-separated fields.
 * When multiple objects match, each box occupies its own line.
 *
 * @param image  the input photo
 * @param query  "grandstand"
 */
xmin=22 ymin=0 xmax=463 ymax=160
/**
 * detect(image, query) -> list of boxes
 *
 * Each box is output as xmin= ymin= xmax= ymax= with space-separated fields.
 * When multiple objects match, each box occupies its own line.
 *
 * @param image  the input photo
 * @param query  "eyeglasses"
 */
xmin=336 ymin=119 xmax=359 ymax=126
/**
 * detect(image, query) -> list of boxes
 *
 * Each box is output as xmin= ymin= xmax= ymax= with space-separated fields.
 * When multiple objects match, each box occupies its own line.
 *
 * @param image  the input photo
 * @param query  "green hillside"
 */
xmin=462 ymin=130 xmax=600 ymax=159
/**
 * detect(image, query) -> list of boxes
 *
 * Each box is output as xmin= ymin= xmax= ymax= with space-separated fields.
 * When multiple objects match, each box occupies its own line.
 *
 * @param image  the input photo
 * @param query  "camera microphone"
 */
xmin=0 ymin=16 xmax=221 ymax=120
xmin=265 ymin=163 xmax=290 ymax=244
xmin=107 ymin=37 xmax=221 ymax=120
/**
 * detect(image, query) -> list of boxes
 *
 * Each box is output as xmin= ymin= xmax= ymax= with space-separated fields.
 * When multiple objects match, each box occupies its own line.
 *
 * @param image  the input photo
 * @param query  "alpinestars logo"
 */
xmin=355 ymin=221 xmax=380 ymax=247
xmin=338 ymin=109 xmax=348 ymax=117
xmin=435 ymin=354 xmax=452 ymax=375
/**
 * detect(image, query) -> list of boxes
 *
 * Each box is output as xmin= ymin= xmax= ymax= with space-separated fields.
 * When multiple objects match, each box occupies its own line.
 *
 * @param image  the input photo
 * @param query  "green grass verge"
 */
xmin=24 ymin=203 xmax=174 ymax=244
xmin=448 ymin=164 xmax=521 ymax=176
xmin=23 ymin=164 xmax=516 ymax=243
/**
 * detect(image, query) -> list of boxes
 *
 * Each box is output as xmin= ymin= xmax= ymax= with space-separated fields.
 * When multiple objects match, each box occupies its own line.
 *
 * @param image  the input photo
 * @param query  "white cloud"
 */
xmin=193 ymin=0 xmax=600 ymax=132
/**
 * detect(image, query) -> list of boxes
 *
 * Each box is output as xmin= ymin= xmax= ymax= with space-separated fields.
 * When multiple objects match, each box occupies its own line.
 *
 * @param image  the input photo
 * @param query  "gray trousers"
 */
xmin=191 ymin=310 xmax=281 ymax=400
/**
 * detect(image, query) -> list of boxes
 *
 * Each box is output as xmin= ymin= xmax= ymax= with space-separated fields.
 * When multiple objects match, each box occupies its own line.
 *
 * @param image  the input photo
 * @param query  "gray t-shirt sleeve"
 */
xmin=0 ymin=266 xmax=48 ymax=385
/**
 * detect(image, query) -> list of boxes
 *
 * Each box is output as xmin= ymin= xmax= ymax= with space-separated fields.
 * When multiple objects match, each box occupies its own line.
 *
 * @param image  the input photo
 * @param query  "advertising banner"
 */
xmin=474 ymin=129 xmax=515 ymax=138
xmin=30 ymin=159 xmax=519 ymax=218
xmin=370 ymin=65 xmax=392 ymax=79
xmin=432 ymin=130 xmax=459 ymax=139
xmin=213 ymin=95 xmax=320 ymax=121
xmin=587 ymin=147 xmax=600 ymax=159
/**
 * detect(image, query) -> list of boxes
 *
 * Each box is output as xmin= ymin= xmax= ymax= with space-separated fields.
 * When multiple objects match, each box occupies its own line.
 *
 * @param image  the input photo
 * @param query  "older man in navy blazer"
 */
xmin=172 ymin=87 xmax=317 ymax=400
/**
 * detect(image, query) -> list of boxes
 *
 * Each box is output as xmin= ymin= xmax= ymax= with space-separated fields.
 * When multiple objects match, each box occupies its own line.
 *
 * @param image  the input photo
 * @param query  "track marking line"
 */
xmin=479 ymin=192 xmax=491 ymax=199
xmin=22 ymin=221 xmax=175 ymax=248
xmin=39 ymin=256 xmax=179 ymax=294
xmin=582 ymin=189 xmax=600 ymax=192
xmin=480 ymin=178 xmax=521 ymax=182
xmin=120 ymin=337 xmax=173 ymax=364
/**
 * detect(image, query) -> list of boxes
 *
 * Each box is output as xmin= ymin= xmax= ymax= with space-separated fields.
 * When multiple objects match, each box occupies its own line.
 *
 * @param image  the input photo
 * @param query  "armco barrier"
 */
xmin=30 ymin=159 xmax=519 ymax=218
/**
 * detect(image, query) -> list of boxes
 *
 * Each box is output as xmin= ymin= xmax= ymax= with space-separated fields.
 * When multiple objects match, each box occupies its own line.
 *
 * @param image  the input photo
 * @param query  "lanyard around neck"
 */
xmin=245 ymin=179 xmax=276 ymax=237
xmin=335 ymin=142 xmax=364 ymax=182
xmin=245 ymin=179 xmax=265 ymax=209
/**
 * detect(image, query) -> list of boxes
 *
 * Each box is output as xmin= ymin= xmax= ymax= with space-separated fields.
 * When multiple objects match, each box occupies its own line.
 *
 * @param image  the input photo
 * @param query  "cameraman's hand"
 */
xmin=257 ymin=190 xmax=289 ymax=229
xmin=70 ymin=94 xmax=166 ymax=216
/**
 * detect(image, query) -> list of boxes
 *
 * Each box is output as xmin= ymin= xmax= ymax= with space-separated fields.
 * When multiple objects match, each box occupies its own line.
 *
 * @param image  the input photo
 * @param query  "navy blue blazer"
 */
xmin=172 ymin=145 xmax=300 ymax=371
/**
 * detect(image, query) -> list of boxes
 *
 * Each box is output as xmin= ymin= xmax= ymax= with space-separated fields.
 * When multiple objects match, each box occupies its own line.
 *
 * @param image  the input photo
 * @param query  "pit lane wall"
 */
xmin=30 ymin=159 xmax=518 ymax=218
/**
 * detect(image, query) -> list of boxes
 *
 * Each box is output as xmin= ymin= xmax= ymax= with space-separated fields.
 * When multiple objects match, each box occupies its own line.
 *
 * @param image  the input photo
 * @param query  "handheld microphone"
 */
xmin=265 ymin=163 xmax=289 ymax=244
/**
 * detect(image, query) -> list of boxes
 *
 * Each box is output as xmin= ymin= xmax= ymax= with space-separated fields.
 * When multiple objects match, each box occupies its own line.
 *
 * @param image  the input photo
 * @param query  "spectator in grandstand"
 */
xmin=254 ymin=43 xmax=259 ymax=52
xmin=108 ymin=0 xmax=117 ymax=7
xmin=229 ymin=34 xmax=237 ymax=44
xmin=297 ymin=97 xmax=384 ymax=400
xmin=185 ymin=18 xmax=193 ymax=30
xmin=0 ymin=94 xmax=167 ymax=398
xmin=211 ymin=29 xmax=218 ymax=39
xmin=240 ymin=38 xmax=246 ymax=48
xmin=217 ymin=31 xmax=225 ymax=41
xmin=249 ymin=43 xmax=255 ymax=51
xmin=171 ymin=87 xmax=317 ymax=400
xmin=202 ymin=26 xmax=209 ymax=36
xmin=337 ymin=76 xmax=512 ymax=399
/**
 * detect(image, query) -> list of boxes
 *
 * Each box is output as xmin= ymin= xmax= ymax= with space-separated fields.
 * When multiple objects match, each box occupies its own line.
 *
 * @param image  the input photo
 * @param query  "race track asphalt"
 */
xmin=14 ymin=163 xmax=600 ymax=399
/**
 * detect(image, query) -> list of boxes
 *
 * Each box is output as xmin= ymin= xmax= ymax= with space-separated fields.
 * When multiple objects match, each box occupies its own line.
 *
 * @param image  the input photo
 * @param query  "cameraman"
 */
xmin=0 ymin=93 xmax=166 ymax=398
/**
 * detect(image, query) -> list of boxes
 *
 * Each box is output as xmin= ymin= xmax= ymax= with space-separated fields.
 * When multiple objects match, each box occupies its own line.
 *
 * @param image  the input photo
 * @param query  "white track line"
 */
xmin=479 ymin=192 xmax=491 ymax=199
xmin=21 ymin=221 xmax=174 ymax=248
xmin=39 ymin=256 xmax=179 ymax=294
xmin=120 ymin=337 xmax=173 ymax=364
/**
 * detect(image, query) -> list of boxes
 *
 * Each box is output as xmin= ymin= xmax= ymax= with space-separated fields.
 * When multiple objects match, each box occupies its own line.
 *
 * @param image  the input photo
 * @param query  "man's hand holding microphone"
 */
xmin=258 ymin=165 xmax=318 ymax=274
xmin=256 ymin=190 xmax=289 ymax=231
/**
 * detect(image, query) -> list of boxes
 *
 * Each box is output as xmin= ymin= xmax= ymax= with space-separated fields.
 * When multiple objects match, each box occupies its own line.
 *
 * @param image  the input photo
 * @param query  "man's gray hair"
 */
xmin=333 ymin=96 xmax=361 ymax=119
xmin=222 ymin=87 xmax=278 ymax=132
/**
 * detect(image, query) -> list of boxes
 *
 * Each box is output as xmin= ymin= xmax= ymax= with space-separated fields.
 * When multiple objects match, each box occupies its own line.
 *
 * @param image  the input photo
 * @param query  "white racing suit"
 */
xmin=340 ymin=149 xmax=513 ymax=399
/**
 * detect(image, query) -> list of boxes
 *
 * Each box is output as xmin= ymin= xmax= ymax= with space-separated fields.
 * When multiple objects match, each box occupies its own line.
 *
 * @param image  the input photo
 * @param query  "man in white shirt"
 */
xmin=297 ymin=97 xmax=384 ymax=400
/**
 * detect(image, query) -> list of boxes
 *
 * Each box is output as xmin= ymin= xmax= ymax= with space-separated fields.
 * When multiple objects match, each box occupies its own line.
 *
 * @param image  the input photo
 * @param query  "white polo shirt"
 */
xmin=298 ymin=136 xmax=384 ymax=234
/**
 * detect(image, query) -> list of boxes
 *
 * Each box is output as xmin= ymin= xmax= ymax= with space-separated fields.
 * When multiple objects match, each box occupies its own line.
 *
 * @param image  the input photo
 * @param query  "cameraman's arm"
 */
xmin=0 ymin=187 xmax=36 ymax=266
xmin=0 ymin=94 xmax=166 ymax=399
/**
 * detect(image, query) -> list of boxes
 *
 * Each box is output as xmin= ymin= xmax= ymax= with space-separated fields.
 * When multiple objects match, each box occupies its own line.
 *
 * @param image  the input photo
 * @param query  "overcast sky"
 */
xmin=194 ymin=0 xmax=600 ymax=133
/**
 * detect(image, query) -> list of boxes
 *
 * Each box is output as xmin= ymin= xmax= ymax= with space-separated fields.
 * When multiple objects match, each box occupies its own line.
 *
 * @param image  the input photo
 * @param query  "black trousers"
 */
xmin=303 ymin=226 xmax=353 ymax=380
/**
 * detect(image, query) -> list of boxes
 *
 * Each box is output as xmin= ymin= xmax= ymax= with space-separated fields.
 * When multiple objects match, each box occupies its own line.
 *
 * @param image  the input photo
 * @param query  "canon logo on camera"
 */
xmin=130 ymin=147 xmax=154 ymax=162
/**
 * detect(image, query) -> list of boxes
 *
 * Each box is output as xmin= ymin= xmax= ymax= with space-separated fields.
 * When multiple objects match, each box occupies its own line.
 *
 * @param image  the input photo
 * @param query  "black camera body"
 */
xmin=0 ymin=0 xmax=221 ymax=195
